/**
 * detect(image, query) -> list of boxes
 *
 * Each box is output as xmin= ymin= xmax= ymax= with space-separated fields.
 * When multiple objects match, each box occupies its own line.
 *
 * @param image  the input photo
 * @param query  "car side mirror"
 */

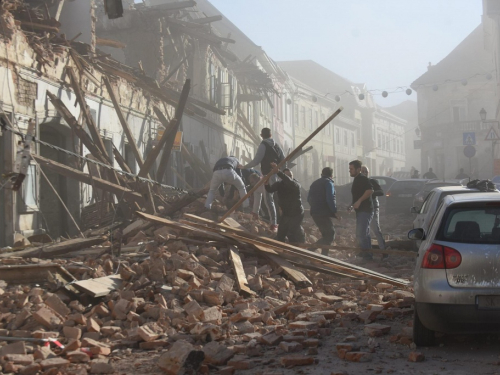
xmin=410 ymin=207 xmax=418 ymax=214
xmin=408 ymin=228 xmax=425 ymax=241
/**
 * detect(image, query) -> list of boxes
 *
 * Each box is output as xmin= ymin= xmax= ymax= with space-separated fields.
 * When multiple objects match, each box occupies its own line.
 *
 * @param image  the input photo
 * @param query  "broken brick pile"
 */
xmin=0 ymin=205 xmax=418 ymax=375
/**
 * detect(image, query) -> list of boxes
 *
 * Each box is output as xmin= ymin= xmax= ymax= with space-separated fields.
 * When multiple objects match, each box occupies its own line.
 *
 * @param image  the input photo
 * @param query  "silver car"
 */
xmin=409 ymin=193 xmax=500 ymax=346
xmin=411 ymin=186 xmax=495 ymax=249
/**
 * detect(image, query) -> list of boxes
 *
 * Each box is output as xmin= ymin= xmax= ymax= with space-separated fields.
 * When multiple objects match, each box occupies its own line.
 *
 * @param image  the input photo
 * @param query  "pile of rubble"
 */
xmin=0 ymin=196 xmax=417 ymax=375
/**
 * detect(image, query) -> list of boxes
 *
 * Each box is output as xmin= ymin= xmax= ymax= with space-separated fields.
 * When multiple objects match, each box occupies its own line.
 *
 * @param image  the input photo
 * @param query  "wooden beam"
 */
xmin=229 ymin=247 xmax=256 ymax=296
xmin=153 ymin=110 xmax=180 ymax=183
xmin=166 ymin=21 xmax=235 ymax=45
xmin=96 ymin=37 xmax=127 ymax=49
xmin=181 ymin=142 xmax=212 ymax=180
xmin=265 ymin=252 xmax=312 ymax=288
xmin=32 ymin=154 xmax=145 ymax=206
xmin=191 ymin=15 xmax=223 ymax=24
xmin=145 ymin=79 xmax=190 ymax=180
xmin=19 ymin=21 xmax=59 ymax=33
xmin=112 ymin=144 xmax=132 ymax=174
xmin=182 ymin=214 xmax=408 ymax=287
xmin=38 ymin=163 xmax=85 ymax=238
xmin=67 ymin=67 xmax=109 ymax=160
xmin=222 ymin=107 xmax=343 ymax=221
xmin=295 ymin=243 xmax=417 ymax=257
xmin=102 ymin=76 xmax=145 ymax=169
xmin=46 ymin=91 xmax=108 ymax=165
xmin=54 ymin=0 xmax=65 ymax=21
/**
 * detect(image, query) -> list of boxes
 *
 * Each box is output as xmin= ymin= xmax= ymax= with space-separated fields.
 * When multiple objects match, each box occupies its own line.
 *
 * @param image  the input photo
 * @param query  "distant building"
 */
xmin=411 ymin=24 xmax=496 ymax=179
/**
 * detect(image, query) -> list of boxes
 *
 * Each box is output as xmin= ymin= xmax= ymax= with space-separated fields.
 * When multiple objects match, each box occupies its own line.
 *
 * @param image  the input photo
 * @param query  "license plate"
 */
xmin=398 ymin=194 xmax=412 ymax=198
xmin=477 ymin=296 xmax=500 ymax=309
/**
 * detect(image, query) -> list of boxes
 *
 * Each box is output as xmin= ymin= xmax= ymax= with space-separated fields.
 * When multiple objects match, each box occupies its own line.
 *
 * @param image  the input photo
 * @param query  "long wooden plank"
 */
xmin=182 ymin=214 xmax=408 ymax=286
xmin=73 ymin=275 xmax=123 ymax=297
xmin=32 ymin=154 xmax=145 ymax=205
xmin=229 ymin=247 xmax=256 ymax=296
xmin=153 ymin=110 xmax=179 ymax=182
xmin=0 ymin=236 xmax=106 ymax=258
xmin=265 ymin=252 xmax=312 ymax=288
xmin=67 ymin=67 xmax=109 ymax=160
xmin=221 ymin=107 xmax=343 ymax=221
xmin=237 ymin=109 xmax=260 ymax=145
xmin=47 ymin=91 xmax=107 ymax=165
xmin=103 ymin=75 xmax=145 ymax=169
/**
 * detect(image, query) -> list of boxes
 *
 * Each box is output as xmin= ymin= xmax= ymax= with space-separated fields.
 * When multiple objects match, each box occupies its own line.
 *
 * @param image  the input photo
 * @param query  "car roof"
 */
xmin=431 ymin=186 xmax=475 ymax=192
xmin=393 ymin=179 xmax=428 ymax=182
xmin=424 ymin=179 xmax=462 ymax=185
xmin=442 ymin=192 xmax=500 ymax=206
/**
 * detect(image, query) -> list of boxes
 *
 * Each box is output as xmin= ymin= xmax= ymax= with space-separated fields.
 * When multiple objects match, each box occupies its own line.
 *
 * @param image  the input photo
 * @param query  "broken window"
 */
xmin=124 ymin=143 xmax=137 ymax=174
xmin=103 ymin=139 xmax=114 ymax=167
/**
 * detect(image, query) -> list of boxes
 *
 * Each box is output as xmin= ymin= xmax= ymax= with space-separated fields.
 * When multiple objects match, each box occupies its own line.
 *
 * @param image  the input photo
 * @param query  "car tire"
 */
xmin=413 ymin=308 xmax=435 ymax=347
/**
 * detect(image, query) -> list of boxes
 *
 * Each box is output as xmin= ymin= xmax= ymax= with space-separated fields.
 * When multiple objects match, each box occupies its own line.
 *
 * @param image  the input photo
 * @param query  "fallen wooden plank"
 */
xmin=0 ymin=236 xmax=107 ymax=258
xmin=229 ymin=247 xmax=256 ymax=297
xmin=191 ymin=15 xmax=223 ymax=24
xmin=73 ymin=275 xmax=123 ymax=297
xmin=182 ymin=214 xmax=409 ymax=287
xmin=0 ymin=264 xmax=76 ymax=284
xmin=265 ymin=252 xmax=312 ymax=288
xmin=296 ymin=243 xmax=417 ymax=257
xmin=32 ymin=154 xmax=145 ymax=206
xmin=96 ymin=37 xmax=126 ymax=49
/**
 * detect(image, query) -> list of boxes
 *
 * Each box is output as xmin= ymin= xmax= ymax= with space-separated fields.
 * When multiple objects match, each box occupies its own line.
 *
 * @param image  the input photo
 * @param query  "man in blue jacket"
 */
xmin=308 ymin=167 xmax=339 ymax=255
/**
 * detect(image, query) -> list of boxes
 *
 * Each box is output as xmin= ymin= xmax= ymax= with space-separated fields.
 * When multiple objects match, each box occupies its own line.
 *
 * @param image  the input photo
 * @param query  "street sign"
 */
xmin=485 ymin=127 xmax=500 ymax=141
xmin=463 ymin=132 xmax=476 ymax=145
xmin=464 ymin=145 xmax=476 ymax=158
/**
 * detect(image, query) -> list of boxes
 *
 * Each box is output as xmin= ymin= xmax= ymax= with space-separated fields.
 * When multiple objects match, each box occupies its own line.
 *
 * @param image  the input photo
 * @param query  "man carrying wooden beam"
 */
xmin=263 ymin=162 xmax=305 ymax=244
xmin=205 ymin=156 xmax=249 ymax=210
xmin=241 ymin=127 xmax=284 ymax=232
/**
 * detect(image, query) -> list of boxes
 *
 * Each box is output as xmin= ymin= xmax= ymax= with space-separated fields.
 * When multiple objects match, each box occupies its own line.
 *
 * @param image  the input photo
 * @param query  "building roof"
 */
xmin=411 ymin=24 xmax=493 ymax=88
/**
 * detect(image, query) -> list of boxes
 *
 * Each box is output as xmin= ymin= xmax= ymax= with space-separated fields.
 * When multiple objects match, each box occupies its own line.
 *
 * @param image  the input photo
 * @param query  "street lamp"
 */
xmin=480 ymin=108 xmax=487 ymax=122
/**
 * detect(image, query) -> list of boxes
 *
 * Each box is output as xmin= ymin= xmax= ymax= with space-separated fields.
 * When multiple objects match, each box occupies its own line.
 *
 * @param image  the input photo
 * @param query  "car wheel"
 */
xmin=413 ymin=308 xmax=435 ymax=346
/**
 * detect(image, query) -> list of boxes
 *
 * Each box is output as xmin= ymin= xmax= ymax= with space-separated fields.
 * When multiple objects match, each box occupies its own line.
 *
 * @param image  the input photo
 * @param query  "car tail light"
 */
xmin=421 ymin=244 xmax=462 ymax=269
xmin=386 ymin=191 xmax=392 ymax=197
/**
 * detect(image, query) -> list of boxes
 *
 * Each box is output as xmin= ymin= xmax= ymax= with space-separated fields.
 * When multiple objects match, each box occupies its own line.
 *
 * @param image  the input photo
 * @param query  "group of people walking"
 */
xmin=205 ymin=128 xmax=386 ymax=259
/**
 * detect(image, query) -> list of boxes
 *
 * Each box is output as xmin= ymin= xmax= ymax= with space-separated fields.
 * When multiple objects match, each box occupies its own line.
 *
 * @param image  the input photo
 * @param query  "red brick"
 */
xmin=344 ymin=352 xmax=372 ymax=362
xmin=280 ymin=355 xmax=315 ymax=367
xmin=33 ymin=307 xmax=62 ymax=329
xmin=408 ymin=351 xmax=425 ymax=362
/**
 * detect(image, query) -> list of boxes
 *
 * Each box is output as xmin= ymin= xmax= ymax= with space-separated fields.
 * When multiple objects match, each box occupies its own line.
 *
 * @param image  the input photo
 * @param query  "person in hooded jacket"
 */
xmin=242 ymin=127 xmax=285 ymax=232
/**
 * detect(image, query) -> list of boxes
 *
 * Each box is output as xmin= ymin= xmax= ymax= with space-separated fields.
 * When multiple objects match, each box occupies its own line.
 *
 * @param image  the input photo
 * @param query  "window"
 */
xmin=247 ymin=103 xmax=253 ymax=127
xmin=293 ymin=104 xmax=299 ymax=127
xmin=103 ymin=139 xmax=114 ymax=167
xmin=344 ymin=130 xmax=348 ymax=146
xmin=314 ymin=110 xmax=318 ymax=130
xmin=284 ymin=97 xmax=288 ymax=122
xmin=419 ymin=192 xmax=435 ymax=214
xmin=335 ymin=128 xmax=340 ymax=144
xmin=20 ymin=164 xmax=37 ymax=211
xmin=209 ymin=61 xmax=218 ymax=105
xmin=124 ymin=143 xmax=137 ymax=174
xmin=351 ymin=133 xmax=355 ymax=148
xmin=308 ymin=109 xmax=313 ymax=130
xmin=301 ymin=106 xmax=306 ymax=128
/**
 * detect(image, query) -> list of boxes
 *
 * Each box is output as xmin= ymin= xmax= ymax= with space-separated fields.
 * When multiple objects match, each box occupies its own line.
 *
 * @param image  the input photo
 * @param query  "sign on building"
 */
xmin=463 ymin=132 xmax=476 ymax=145
xmin=485 ymin=127 xmax=500 ymax=141
xmin=172 ymin=131 xmax=183 ymax=151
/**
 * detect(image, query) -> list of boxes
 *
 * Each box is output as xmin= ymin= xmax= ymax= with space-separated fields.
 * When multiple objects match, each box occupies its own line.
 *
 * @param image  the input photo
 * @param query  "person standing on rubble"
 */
xmin=361 ymin=165 xmax=386 ymax=253
xmin=349 ymin=160 xmax=374 ymax=260
xmin=308 ymin=167 xmax=339 ymax=255
xmin=264 ymin=163 xmax=305 ymax=243
xmin=242 ymin=127 xmax=285 ymax=232
xmin=205 ymin=156 xmax=249 ymax=210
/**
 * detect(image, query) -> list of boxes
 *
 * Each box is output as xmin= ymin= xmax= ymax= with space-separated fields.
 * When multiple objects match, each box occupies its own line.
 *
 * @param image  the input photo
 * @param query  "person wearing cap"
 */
xmin=205 ymin=156 xmax=249 ymax=210
xmin=242 ymin=127 xmax=284 ymax=232
xmin=264 ymin=163 xmax=305 ymax=243
xmin=308 ymin=167 xmax=339 ymax=255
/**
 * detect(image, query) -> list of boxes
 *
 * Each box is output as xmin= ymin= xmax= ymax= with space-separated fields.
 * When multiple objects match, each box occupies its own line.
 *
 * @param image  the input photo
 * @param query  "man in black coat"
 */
xmin=264 ymin=162 xmax=305 ymax=243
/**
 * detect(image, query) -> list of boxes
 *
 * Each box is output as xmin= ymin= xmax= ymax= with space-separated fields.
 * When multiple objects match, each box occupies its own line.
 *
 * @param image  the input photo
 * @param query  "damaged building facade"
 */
xmin=0 ymin=0 xmax=410 ymax=247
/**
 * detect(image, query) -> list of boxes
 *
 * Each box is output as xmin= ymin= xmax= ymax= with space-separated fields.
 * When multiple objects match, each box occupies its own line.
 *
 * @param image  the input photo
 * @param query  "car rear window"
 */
xmin=389 ymin=181 xmax=425 ymax=193
xmin=437 ymin=203 xmax=500 ymax=244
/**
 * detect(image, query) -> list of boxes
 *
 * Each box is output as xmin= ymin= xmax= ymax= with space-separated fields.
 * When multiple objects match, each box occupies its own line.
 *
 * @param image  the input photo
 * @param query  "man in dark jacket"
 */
xmin=349 ymin=160 xmax=374 ymax=259
xmin=308 ymin=167 xmax=338 ymax=255
xmin=205 ymin=156 xmax=249 ymax=210
xmin=264 ymin=163 xmax=305 ymax=243
xmin=243 ymin=128 xmax=285 ymax=232
xmin=361 ymin=166 xmax=386 ymax=251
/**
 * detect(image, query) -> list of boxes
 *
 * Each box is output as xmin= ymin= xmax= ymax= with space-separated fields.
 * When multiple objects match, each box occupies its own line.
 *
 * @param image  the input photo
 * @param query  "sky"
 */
xmin=208 ymin=0 xmax=484 ymax=107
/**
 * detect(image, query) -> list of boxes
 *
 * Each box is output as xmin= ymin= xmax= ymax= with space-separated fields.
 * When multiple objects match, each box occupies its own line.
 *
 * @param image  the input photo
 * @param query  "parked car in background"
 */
xmin=412 ymin=180 xmax=465 ymax=211
xmin=492 ymin=175 xmax=500 ymax=191
xmin=411 ymin=186 xmax=499 ymax=248
xmin=408 ymin=193 xmax=500 ymax=346
xmin=385 ymin=179 xmax=428 ymax=214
